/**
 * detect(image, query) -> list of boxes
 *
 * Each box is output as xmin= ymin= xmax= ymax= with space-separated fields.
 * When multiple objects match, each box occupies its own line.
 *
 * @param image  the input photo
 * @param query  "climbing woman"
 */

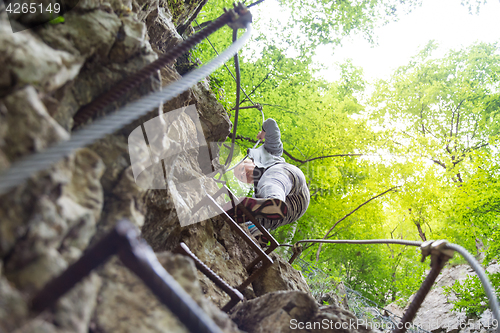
xmin=225 ymin=118 xmax=310 ymax=244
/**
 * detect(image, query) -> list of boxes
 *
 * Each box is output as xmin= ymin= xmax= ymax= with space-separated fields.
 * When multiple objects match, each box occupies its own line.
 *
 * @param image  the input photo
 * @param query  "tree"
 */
xmin=192 ymin=2 xmax=500 ymax=310
xmin=371 ymin=41 xmax=500 ymax=183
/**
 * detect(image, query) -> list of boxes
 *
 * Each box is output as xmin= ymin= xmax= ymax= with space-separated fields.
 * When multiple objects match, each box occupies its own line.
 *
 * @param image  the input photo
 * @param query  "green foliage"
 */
xmin=443 ymin=271 xmax=500 ymax=317
xmin=278 ymin=0 xmax=424 ymax=50
xmin=48 ymin=16 xmax=64 ymax=24
xmin=197 ymin=0 xmax=500 ymax=313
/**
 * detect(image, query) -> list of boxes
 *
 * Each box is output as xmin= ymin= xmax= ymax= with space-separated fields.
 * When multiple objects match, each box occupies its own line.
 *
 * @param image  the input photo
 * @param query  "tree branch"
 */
xmin=430 ymin=158 xmax=447 ymax=170
xmin=239 ymin=56 xmax=283 ymax=106
xmin=231 ymin=134 xmax=363 ymax=164
xmin=315 ymin=186 xmax=401 ymax=261
xmin=239 ymin=72 xmax=272 ymax=105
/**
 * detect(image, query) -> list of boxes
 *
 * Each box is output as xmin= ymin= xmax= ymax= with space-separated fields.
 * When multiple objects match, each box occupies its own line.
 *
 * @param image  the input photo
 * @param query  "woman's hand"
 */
xmin=257 ymin=130 xmax=266 ymax=141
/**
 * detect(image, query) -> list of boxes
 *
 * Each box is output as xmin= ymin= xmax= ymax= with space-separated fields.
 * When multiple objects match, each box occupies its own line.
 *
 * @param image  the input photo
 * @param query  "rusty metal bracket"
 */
xmin=30 ymin=220 xmax=224 ymax=333
xmin=188 ymin=182 xmax=280 ymax=310
xmin=393 ymin=240 xmax=454 ymax=333
xmin=173 ymin=242 xmax=244 ymax=312
xmin=288 ymin=243 xmax=303 ymax=265
xmin=227 ymin=2 xmax=252 ymax=30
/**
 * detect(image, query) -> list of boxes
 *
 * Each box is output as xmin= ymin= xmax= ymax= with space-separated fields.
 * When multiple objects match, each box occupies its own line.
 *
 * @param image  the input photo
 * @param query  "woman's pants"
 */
xmin=252 ymin=163 xmax=310 ymax=231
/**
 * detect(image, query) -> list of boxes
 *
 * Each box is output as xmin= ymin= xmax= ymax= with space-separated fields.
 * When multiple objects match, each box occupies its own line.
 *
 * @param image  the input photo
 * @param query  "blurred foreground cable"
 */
xmin=0 ymin=24 xmax=252 ymax=196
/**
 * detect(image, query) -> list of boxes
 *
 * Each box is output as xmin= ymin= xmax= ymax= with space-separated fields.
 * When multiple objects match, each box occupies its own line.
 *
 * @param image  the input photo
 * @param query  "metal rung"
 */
xmin=30 ymin=221 xmax=224 ymax=333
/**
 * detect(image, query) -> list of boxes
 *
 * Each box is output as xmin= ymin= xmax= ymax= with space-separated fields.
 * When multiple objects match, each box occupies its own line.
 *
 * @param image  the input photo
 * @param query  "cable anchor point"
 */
xmin=420 ymin=239 xmax=454 ymax=265
xmin=226 ymin=2 xmax=252 ymax=30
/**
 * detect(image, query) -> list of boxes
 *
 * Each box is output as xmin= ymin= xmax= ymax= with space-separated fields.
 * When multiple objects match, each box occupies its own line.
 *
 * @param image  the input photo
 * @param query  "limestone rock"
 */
xmin=1 ymin=86 xmax=69 ymax=161
xmin=145 ymin=5 xmax=183 ymax=54
xmin=0 ymin=20 xmax=83 ymax=96
xmin=0 ymin=1 xmax=293 ymax=332
xmin=192 ymin=78 xmax=231 ymax=144
xmin=0 ymin=149 xmax=9 ymax=173
xmin=53 ymin=274 xmax=102 ymax=333
xmin=6 ymin=247 xmax=68 ymax=292
xmin=13 ymin=319 xmax=60 ymax=333
xmin=109 ymin=15 xmax=148 ymax=63
xmin=231 ymin=290 xmax=375 ymax=333
xmin=93 ymin=257 xmax=190 ymax=333
xmin=318 ymin=282 xmax=350 ymax=311
xmin=0 ymin=275 xmax=29 ymax=332
xmin=231 ymin=291 xmax=317 ymax=333
xmin=37 ymin=11 xmax=122 ymax=59
xmin=93 ymin=253 xmax=242 ymax=333
xmin=192 ymin=78 xmax=231 ymax=174
xmin=182 ymin=220 xmax=255 ymax=307
xmin=0 ymin=148 xmax=104 ymax=288
xmin=157 ymin=252 xmax=243 ymax=333
xmin=252 ymin=253 xmax=311 ymax=297
xmin=131 ymin=101 xmax=252 ymax=308
xmin=92 ymin=167 xmax=147 ymax=240
xmin=312 ymin=305 xmax=375 ymax=333
xmin=50 ymin=48 xmax=160 ymax=130
xmin=133 ymin=0 xmax=159 ymax=22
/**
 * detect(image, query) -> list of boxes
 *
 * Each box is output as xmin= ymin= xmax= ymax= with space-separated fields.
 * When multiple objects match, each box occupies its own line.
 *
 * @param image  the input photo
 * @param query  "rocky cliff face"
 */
xmin=0 ymin=1 xmax=374 ymax=333
xmin=386 ymin=263 xmax=500 ymax=333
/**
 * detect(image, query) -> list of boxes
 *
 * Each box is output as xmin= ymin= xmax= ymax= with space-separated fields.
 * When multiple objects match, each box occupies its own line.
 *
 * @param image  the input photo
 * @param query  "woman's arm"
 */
xmin=260 ymin=118 xmax=283 ymax=156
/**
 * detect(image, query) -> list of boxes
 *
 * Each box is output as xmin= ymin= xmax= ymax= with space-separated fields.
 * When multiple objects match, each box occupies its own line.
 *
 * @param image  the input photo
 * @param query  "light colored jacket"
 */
xmin=248 ymin=118 xmax=285 ymax=169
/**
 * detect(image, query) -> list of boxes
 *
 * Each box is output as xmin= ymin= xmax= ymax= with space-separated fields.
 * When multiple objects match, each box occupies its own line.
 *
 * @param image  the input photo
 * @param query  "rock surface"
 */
xmin=387 ymin=262 xmax=500 ymax=333
xmin=253 ymin=253 xmax=311 ymax=297
xmin=231 ymin=290 xmax=375 ymax=333
xmin=0 ymin=1 xmax=370 ymax=333
xmin=93 ymin=253 xmax=242 ymax=333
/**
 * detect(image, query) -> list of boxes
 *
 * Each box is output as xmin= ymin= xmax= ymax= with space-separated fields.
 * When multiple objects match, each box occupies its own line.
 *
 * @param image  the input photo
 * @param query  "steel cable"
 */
xmin=294 ymin=239 xmax=423 ymax=247
xmin=72 ymin=12 xmax=235 ymax=128
xmin=194 ymin=19 xmax=262 ymax=117
xmin=445 ymin=243 xmax=500 ymax=329
xmin=193 ymin=19 xmax=265 ymax=177
xmin=0 ymin=24 xmax=253 ymax=196
xmin=286 ymin=238 xmax=499 ymax=330
xmin=223 ymin=28 xmax=242 ymax=168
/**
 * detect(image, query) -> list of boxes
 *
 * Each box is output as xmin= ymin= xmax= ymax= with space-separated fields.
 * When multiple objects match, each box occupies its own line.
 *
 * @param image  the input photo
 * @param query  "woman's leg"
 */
xmin=256 ymin=164 xmax=310 ymax=230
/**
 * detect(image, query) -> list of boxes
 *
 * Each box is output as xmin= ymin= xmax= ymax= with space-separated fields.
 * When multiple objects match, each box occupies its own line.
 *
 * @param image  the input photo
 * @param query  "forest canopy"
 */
xmin=192 ymin=0 xmax=500 ymax=309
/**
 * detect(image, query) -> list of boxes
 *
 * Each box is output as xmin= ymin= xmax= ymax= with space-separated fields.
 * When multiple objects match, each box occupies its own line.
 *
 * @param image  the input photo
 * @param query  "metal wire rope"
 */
xmin=194 ymin=18 xmax=264 ymax=125
xmin=444 ymin=243 xmax=500 ymax=330
xmin=282 ymin=238 xmax=500 ymax=330
xmin=222 ymin=28 xmax=242 ymax=169
xmin=293 ymin=239 xmax=423 ymax=247
xmin=0 ymin=24 xmax=253 ymax=196
xmin=73 ymin=12 xmax=236 ymax=128
xmin=194 ymin=19 xmax=266 ymax=178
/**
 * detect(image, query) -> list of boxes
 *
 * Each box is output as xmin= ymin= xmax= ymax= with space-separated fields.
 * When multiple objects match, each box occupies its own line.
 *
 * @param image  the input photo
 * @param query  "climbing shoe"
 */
xmin=255 ymin=234 xmax=269 ymax=248
xmin=225 ymin=197 xmax=287 ymax=223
